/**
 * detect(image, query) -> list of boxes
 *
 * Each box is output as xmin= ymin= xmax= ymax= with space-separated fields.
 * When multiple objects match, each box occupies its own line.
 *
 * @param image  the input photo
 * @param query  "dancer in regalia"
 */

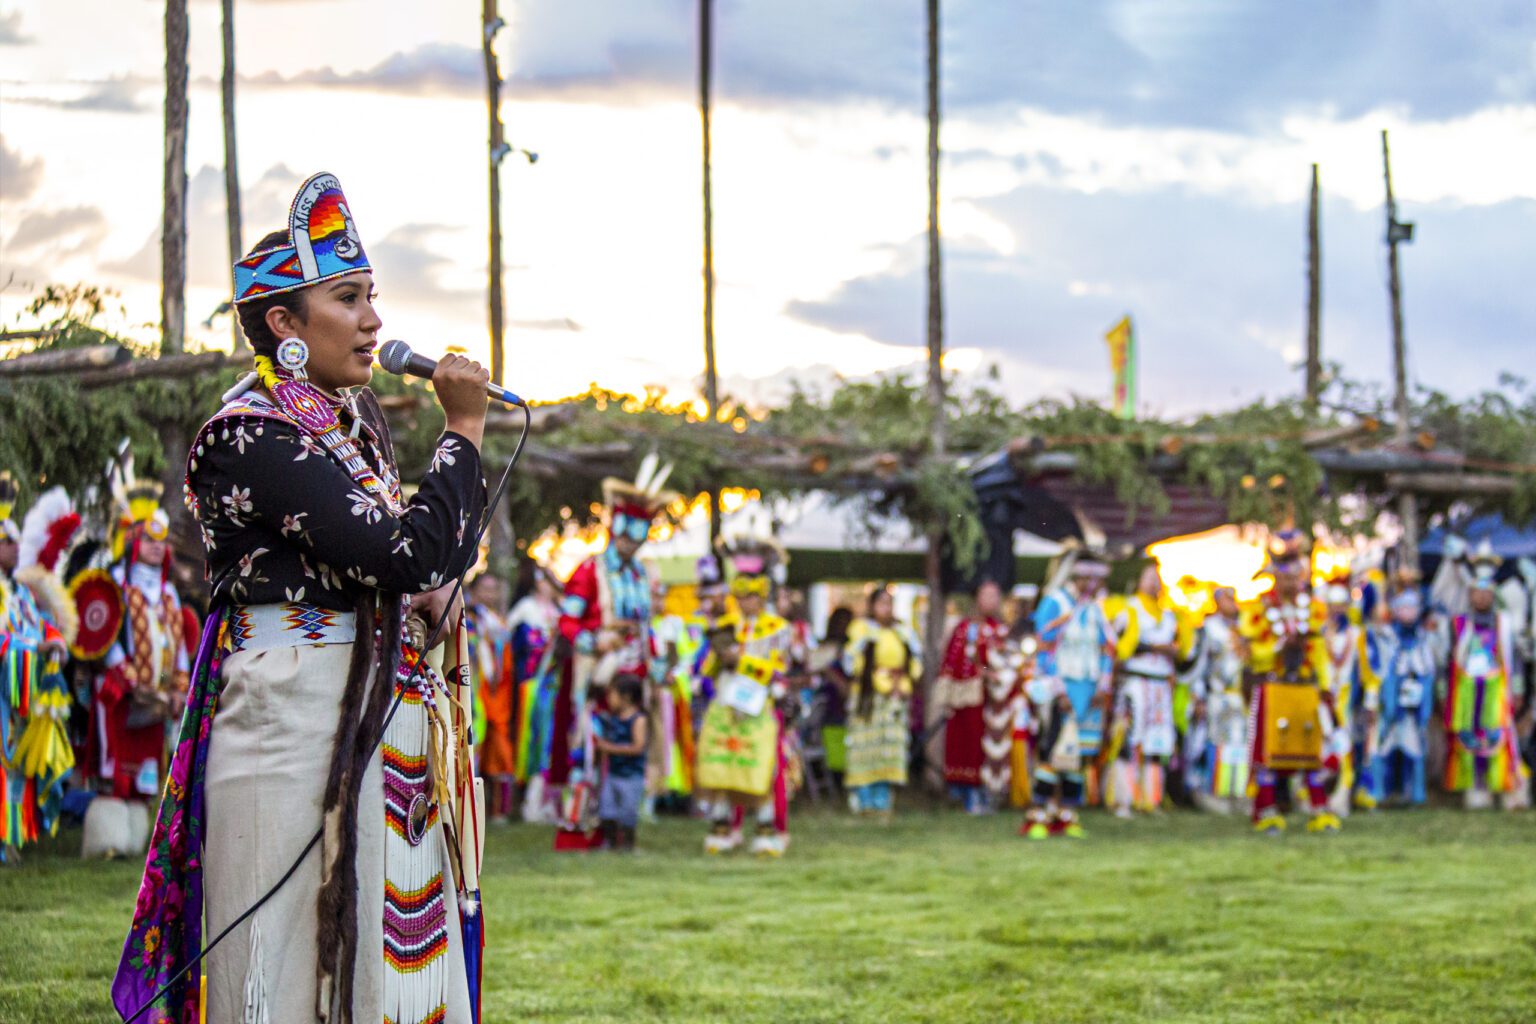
xmin=466 ymin=573 xmax=516 ymax=823
xmin=84 ymin=473 xmax=197 ymax=861
xmin=646 ymin=576 xmax=697 ymax=815
xmin=114 ymin=172 xmax=489 ymax=1024
xmin=1319 ymin=577 xmax=1378 ymax=814
xmin=1024 ymin=552 xmax=1116 ymax=836
xmin=549 ymin=456 xmax=676 ymax=847
xmin=510 ymin=566 xmax=561 ymax=821
xmin=1108 ymin=565 xmax=1185 ymax=817
xmin=1182 ymin=587 xmax=1249 ymax=814
xmin=1443 ymin=546 xmax=1528 ymax=809
xmin=844 ymin=586 xmax=922 ymax=818
xmin=938 ymin=579 xmax=1013 ymax=813
xmin=695 ymin=535 xmax=795 ymax=855
xmin=1368 ymin=589 xmax=1439 ymax=806
xmin=1240 ymin=531 xmax=1340 ymax=834
xmin=1 ymin=478 xmax=80 ymax=858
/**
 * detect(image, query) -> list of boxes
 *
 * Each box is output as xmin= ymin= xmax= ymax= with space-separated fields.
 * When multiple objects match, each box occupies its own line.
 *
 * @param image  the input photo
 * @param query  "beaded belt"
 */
xmin=227 ymin=602 xmax=357 ymax=654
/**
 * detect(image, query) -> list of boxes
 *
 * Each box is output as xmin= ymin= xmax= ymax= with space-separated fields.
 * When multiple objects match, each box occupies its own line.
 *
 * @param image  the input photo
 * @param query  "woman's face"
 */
xmin=266 ymin=272 xmax=381 ymax=392
xmin=871 ymin=592 xmax=894 ymax=623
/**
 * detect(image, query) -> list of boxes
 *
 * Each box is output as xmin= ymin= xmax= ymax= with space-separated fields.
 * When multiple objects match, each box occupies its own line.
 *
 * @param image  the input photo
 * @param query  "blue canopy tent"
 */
xmin=1420 ymin=514 xmax=1536 ymax=582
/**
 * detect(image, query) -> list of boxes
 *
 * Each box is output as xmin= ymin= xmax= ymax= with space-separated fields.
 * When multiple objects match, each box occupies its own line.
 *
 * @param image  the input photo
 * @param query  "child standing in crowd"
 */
xmin=594 ymin=674 xmax=650 ymax=851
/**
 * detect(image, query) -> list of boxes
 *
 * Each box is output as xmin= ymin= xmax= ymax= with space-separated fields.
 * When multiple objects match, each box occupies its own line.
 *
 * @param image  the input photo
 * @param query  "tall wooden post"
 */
xmin=221 ymin=0 xmax=245 ymax=352
xmin=700 ymin=0 xmax=721 ymax=547
xmin=1382 ymin=129 xmax=1418 ymax=569
xmin=1304 ymin=163 xmax=1321 ymax=409
xmin=922 ymin=0 xmax=947 ymax=768
xmin=483 ymin=0 xmax=507 ymax=387
xmin=161 ymin=0 xmax=189 ymax=355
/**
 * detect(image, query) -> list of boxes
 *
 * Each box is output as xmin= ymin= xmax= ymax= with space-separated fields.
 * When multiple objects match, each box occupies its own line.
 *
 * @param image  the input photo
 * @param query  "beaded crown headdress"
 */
xmin=233 ymin=172 xmax=371 ymax=305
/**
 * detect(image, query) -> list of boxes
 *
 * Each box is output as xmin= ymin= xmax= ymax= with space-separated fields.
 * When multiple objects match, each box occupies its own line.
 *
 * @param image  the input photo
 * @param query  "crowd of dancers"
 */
xmin=3 ymin=452 xmax=1531 ymax=866
xmin=459 ymin=496 xmax=1532 ymax=854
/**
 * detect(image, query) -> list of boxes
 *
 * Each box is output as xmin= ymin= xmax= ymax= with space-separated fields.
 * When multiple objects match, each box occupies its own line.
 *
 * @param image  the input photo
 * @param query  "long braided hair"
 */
xmin=315 ymin=386 xmax=404 ymax=1022
xmin=855 ymin=585 xmax=910 ymax=720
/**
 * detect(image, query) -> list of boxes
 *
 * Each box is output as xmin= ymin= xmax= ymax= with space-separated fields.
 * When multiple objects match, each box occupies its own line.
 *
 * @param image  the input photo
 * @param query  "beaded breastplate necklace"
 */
xmin=254 ymin=351 xmax=404 ymax=515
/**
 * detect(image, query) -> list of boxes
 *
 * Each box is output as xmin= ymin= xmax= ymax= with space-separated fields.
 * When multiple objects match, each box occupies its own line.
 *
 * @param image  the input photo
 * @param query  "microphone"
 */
xmin=377 ymin=339 xmax=525 ymax=406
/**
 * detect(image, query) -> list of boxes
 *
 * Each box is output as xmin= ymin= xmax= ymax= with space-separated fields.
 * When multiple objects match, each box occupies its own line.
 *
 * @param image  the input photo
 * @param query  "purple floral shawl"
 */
xmin=111 ymin=608 xmax=225 ymax=1023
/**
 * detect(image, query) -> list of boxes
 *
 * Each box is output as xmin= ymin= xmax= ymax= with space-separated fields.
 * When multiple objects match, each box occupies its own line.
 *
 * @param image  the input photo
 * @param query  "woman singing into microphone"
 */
xmin=114 ymin=172 xmax=489 ymax=1024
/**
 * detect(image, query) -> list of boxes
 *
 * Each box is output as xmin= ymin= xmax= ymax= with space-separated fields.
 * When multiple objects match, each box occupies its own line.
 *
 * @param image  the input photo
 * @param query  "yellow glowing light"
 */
xmin=1147 ymin=526 xmax=1273 ymax=610
xmin=1311 ymin=544 xmax=1353 ymax=584
xmin=527 ymin=521 xmax=609 ymax=582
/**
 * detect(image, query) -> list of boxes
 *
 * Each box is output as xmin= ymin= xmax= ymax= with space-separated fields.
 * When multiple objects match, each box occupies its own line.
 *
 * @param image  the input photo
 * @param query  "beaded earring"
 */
xmin=275 ymin=337 xmax=310 ymax=381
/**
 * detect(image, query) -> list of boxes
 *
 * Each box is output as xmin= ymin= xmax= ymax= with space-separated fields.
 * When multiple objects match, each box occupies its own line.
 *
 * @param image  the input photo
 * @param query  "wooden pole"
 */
xmin=483 ymin=0 xmax=506 ymax=387
xmin=700 ymin=0 xmax=721 ymax=547
xmin=1382 ymin=129 xmax=1419 ymax=571
xmin=221 ymin=0 xmax=245 ymax=353
xmin=161 ymin=0 xmax=189 ymax=355
xmin=1304 ymin=163 xmax=1321 ymax=409
xmin=922 ymin=0 xmax=947 ymax=778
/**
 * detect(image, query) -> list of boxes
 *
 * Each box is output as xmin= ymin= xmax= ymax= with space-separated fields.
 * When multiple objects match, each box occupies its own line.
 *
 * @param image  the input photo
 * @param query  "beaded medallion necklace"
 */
xmin=254 ymin=354 xmax=403 ymax=515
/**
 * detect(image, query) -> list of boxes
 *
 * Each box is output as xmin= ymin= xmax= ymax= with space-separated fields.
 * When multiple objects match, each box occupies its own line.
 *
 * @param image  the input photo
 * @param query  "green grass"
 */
xmin=3 ymin=808 xmax=1534 ymax=1023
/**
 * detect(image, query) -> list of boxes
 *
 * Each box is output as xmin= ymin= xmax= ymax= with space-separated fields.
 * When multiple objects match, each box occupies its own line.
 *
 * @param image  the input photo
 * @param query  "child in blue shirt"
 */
xmin=594 ymin=673 xmax=650 ymax=851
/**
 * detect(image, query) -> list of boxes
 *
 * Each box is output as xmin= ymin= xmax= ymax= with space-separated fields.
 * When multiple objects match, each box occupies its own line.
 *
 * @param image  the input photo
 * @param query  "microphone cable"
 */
xmin=125 ymin=400 xmax=532 ymax=1023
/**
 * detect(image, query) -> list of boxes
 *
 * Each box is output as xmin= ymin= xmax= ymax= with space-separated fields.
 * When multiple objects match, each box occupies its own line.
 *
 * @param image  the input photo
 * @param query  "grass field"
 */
xmin=2 ymin=807 xmax=1534 ymax=1023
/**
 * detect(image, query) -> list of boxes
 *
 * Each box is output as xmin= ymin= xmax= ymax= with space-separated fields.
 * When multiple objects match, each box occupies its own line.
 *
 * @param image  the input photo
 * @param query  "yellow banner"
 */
xmin=1104 ymin=315 xmax=1136 ymax=419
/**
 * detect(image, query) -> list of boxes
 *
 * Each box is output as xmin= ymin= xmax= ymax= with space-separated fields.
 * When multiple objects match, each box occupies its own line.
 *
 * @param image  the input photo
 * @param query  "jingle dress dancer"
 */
xmin=114 ymin=173 xmax=490 ymax=1024
xmin=937 ymin=580 xmax=1012 ymax=814
xmin=843 ymin=586 xmax=922 ymax=816
xmin=695 ymin=537 xmax=793 ymax=855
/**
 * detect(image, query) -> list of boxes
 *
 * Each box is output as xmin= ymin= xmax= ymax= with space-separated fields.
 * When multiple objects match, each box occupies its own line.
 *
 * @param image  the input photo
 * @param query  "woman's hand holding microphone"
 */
xmin=433 ymin=353 xmax=492 ymax=451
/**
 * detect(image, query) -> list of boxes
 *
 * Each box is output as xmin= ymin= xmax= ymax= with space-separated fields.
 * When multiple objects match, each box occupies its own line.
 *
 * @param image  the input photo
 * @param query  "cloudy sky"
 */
xmin=1 ymin=0 xmax=1532 ymax=412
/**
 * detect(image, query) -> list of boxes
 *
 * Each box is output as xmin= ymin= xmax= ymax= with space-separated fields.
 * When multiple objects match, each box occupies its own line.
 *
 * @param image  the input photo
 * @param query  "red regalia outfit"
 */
xmin=938 ymin=612 xmax=1013 ymax=812
xmin=551 ymin=456 xmax=677 ymax=848
xmin=91 ymin=482 xmax=196 ymax=803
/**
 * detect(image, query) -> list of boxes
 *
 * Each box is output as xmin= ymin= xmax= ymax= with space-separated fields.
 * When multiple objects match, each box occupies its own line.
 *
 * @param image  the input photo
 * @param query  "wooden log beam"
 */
xmin=485 ymin=403 xmax=576 ymax=435
xmin=75 ymin=351 xmax=230 ymax=389
xmin=1385 ymin=472 xmax=1516 ymax=496
xmin=0 ymin=343 xmax=130 ymax=377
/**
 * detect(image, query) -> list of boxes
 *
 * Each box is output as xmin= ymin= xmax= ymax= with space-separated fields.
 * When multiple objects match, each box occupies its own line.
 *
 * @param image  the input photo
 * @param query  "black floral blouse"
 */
xmin=186 ymin=391 xmax=486 ymax=611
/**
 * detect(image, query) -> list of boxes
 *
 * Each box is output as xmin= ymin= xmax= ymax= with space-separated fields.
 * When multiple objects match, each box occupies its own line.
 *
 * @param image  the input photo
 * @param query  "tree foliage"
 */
xmin=7 ymin=288 xmax=1536 ymax=576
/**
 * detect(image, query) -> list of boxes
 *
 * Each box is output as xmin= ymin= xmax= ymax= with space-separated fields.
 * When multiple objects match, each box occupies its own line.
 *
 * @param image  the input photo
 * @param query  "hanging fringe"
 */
xmin=243 ymin=917 xmax=271 ymax=1024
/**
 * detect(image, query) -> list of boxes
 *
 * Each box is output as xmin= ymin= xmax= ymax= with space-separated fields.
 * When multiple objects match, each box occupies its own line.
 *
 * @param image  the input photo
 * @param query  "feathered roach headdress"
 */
xmin=15 ymin=486 xmax=82 ymax=645
xmin=108 ymin=451 xmax=170 ymax=565
xmin=601 ymin=452 xmax=680 ymax=547
xmin=1468 ymin=537 xmax=1502 ymax=593
xmin=717 ymin=502 xmax=786 ymax=599
xmin=1257 ymin=528 xmax=1311 ymax=579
